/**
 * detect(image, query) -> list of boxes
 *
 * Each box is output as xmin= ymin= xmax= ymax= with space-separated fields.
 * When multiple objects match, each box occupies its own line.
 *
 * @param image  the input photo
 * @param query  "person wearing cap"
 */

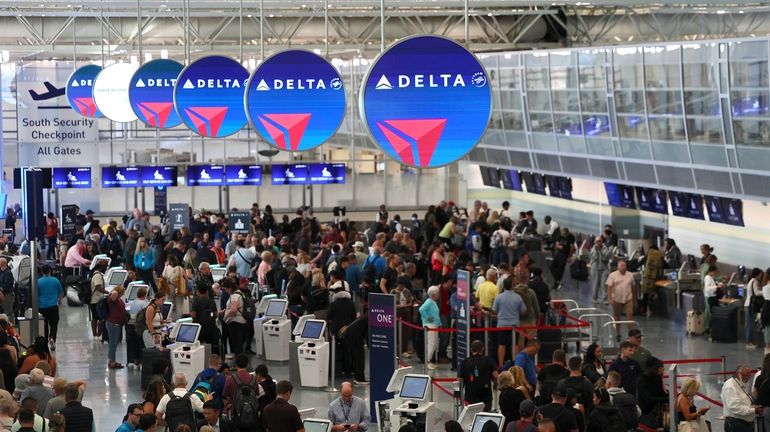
xmin=512 ymin=400 xmax=537 ymax=432
xmin=352 ymin=242 xmax=367 ymax=268
xmin=627 ymin=329 xmax=652 ymax=368
xmin=636 ymin=357 xmax=668 ymax=419
xmin=537 ymin=381 xmax=579 ymax=432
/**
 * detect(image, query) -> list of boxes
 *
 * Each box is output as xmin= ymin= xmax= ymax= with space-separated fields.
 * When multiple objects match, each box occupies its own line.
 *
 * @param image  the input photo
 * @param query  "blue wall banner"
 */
xmin=174 ymin=56 xmax=249 ymax=138
xmin=359 ymin=35 xmax=491 ymax=168
xmin=65 ymin=65 xmax=102 ymax=118
xmin=245 ymin=50 xmax=346 ymax=152
xmin=129 ymin=59 xmax=183 ymax=128
xmin=368 ymin=293 xmax=397 ymax=419
xmin=455 ymin=270 xmax=471 ymax=373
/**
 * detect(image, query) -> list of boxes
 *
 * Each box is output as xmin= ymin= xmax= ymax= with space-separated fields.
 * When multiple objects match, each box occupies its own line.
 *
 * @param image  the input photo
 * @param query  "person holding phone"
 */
xmin=327 ymin=382 xmax=370 ymax=431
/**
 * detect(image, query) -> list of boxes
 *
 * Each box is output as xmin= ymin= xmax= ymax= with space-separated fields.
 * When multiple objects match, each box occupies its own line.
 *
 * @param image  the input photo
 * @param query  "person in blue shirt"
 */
xmin=492 ymin=278 xmax=527 ymax=367
xmin=116 ymin=403 xmax=143 ymax=432
xmin=133 ymin=238 xmax=157 ymax=293
xmin=342 ymin=255 xmax=362 ymax=304
xmin=514 ymin=340 xmax=540 ymax=390
xmin=37 ymin=265 xmax=63 ymax=351
xmin=419 ymin=286 xmax=442 ymax=370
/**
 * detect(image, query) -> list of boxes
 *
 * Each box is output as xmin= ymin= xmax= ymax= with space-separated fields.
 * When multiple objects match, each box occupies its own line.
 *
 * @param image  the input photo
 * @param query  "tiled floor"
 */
xmin=54 ymin=278 xmax=757 ymax=430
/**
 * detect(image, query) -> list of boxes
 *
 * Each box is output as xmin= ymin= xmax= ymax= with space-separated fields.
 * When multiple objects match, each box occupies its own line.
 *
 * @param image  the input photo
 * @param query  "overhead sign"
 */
xmin=722 ymin=198 xmax=744 ymax=227
xmin=228 ymin=211 xmax=250 ymax=234
xmin=169 ymin=203 xmax=189 ymax=232
xmin=52 ymin=167 xmax=91 ymax=189
xmin=93 ymin=62 xmax=139 ymax=123
xmin=102 ymin=166 xmax=140 ymax=188
xmin=225 ymin=164 xmax=262 ymax=186
xmin=271 ymin=163 xmax=309 ymax=185
xmin=140 ymin=166 xmax=178 ymax=187
xmin=129 ymin=59 xmax=184 ymax=128
xmin=245 ymin=50 xmax=346 ymax=152
xmin=308 ymin=163 xmax=346 ymax=184
xmin=605 ymin=183 xmax=636 ymax=209
xmin=174 ymin=56 xmax=249 ymax=137
xmin=187 ymin=165 xmax=225 ymax=186
xmin=66 ymin=64 xmax=102 ymax=118
xmin=60 ymin=204 xmax=79 ymax=238
xmin=360 ymin=35 xmax=491 ymax=168
xmin=636 ymin=187 xmax=667 ymax=214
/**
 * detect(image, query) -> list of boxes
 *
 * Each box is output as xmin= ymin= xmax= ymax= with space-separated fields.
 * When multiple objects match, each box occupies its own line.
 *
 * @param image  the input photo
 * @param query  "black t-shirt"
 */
xmin=558 ymin=376 xmax=595 ymax=413
xmin=262 ymin=398 xmax=303 ymax=432
xmin=538 ymin=402 xmax=578 ymax=432
xmin=538 ymin=364 xmax=569 ymax=401
xmin=499 ymin=388 xmax=526 ymax=426
xmin=191 ymin=295 xmax=218 ymax=341
xmin=460 ymin=355 xmax=497 ymax=392
xmin=381 ymin=266 xmax=398 ymax=292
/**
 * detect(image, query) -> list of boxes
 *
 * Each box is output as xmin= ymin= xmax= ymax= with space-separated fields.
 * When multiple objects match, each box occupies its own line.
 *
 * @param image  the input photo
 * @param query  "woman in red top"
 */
xmin=430 ymin=244 xmax=446 ymax=285
xmin=106 ymin=285 xmax=127 ymax=369
xmin=45 ymin=213 xmax=58 ymax=261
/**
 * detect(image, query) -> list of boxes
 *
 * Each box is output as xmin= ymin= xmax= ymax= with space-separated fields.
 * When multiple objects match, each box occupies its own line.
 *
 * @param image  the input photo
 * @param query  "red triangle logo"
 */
xmin=258 ymin=113 xmax=311 ymax=151
xmin=138 ymin=102 xmax=174 ymax=128
xmin=184 ymin=107 xmax=228 ymax=137
xmin=74 ymin=97 xmax=96 ymax=117
xmin=377 ymin=119 xmax=447 ymax=167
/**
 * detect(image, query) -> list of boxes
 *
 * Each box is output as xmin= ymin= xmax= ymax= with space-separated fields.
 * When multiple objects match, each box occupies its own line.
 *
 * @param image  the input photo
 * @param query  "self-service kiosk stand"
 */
xmin=169 ymin=323 xmax=207 ymax=390
xmin=376 ymin=367 xmax=413 ymax=432
xmin=290 ymin=314 xmax=316 ymax=384
xmin=253 ymin=294 xmax=277 ymax=358
xmin=262 ymin=299 xmax=290 ymax=362
xmin=297 ymin=319 xmax=329 ymax=388
xmin=389 ymin=374 xmax=436 ymax=432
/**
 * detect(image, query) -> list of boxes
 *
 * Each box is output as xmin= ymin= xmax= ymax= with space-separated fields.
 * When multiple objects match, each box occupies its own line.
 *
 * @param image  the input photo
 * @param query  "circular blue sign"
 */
xmin=360 ymin=35 xmax=491 ymax=168
xmin=245 ymin=50 xmax=346 ymax=152
xmin=174 ymin=56 xmax=249 ymax=138
xmin=129 ymin=59 xmax=184 ymax=128
xmin=66 ymin=64 xmax=103 ymax=118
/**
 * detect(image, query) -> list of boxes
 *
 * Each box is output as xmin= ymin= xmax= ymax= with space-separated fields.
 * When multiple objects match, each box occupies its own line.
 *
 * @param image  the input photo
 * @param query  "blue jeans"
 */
xmin=106 ymin=321 xmax=122 ymax=363
xmin=746 ymin=306 xmax=755 ymax=343
xmin=725 ymin=417 xmax=754 ymax=432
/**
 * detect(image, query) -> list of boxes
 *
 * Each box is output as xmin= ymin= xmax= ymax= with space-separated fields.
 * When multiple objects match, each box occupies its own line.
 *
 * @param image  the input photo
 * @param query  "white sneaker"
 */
xmin=427 ymin=363 xmax=437 ymax=370
xmin=48 ymin=340 xmax=55 ymax=351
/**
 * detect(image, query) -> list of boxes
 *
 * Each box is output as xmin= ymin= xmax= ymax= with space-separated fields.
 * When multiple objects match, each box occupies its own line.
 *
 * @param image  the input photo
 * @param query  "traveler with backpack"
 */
xmin=222 ymin=354 xmax=262 ymax=431
xmin=137 ymin=293 xmax=167 ymax=349
xmin=221 ymin=278 xmax=247 ymax=356
xmin=262 ymin=380 xmax=303 ymax=432
xmin=327 ymin=382 xmax=370 ymax=431
xmin=605 ymin=371 xmax=640 ymax=431
xmin=163 ymin=255 xmax=188 ymax=319
xmin=127 ymin=286 xmax=150 ymax=368
xmin=88 ymin=260 xmax=108 ymax=339
xmin=556 ymin=356 xmax=595 ymax=415
xmin=190 ymin=281 xmax=219 ymax=352
xmin=587 ymin=389 xmax=627 ymax=432
xmin=155 ymin=372 xmax=208 ymax=431
xmin=459 ymin=340 xmax=499 ymax=411
xmin=537 ymin=382 xmax=580 ymax=432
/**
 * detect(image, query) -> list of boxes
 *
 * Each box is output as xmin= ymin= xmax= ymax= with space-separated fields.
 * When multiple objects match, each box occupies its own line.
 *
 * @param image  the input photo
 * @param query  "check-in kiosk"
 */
xmin=470 ymin=413 xmax=504 ymax=432
xmin=124 ymin=282 xmax=149 ymax=303
xmin=160 ymin=301 xmax=174 ymax=321
xmin=170 ymin=323 xmax=206 ymax=390
xmin=104 ymin=267 xmax=128 ymax=291
xmin=302 ymin=419 xmax=331 ymax=432
xmin=457 ymin=403 xmax=485 ymax=431
xmin=375 ymin=367 xmax=414 ymax=432
xmin=290 ymin=314 xmax=316 ymax=383
xmin=389 ymin=374 xmax=436 ymax=432
xmin=89 ymin=254 xmax=111 ymax=271
xmin=263 ymin=299 xmax=290 ymax=362
xmin=253 ymin=294 xmax=277 ymax=358
xmin=297 ymin=319 xmax=329 ymax=388
xmin=298 ymin=408 xmax=317 ymax=420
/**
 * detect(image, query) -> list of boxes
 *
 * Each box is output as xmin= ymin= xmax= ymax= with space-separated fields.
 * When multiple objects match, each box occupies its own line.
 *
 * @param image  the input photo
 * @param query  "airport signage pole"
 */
xmin=368 ymin=292 xmax=396 ymax=420
xmin=168 ymin=203 xmax=189 ymax=232
xmin=22 ymin=168 xmax=45 ymax=339
xmin=455 ymin=270 xmax=471 ymax=374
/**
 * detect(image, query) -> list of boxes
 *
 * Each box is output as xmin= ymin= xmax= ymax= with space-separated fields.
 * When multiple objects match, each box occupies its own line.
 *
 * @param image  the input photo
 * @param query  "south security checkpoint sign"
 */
xmin=360 ymin=35 xmax=492 ymax=168
xmin=66 ymin=64 xmax=102 ymax=118
xmin=129 ymin=59 xmax=184 ymax=128
xmin=174 ymin=56 xmax=249 ymax=138
xmin=245 ymin=50 xmax=346 ymax=152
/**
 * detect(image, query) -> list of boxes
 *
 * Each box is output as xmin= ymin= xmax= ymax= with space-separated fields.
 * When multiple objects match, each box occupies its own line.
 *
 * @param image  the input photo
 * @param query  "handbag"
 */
xmin=677 ymin=416 xmax=709 ymax=432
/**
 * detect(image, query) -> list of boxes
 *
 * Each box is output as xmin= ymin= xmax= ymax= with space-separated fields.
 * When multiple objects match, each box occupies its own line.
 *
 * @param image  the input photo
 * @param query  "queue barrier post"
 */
xmin=668 ymin=364 xmax=677 ymax=432
xmin=398 ymin=314 xmax=404 ymax=360
xmin=424 ymin=326 xmax=429 ymax=373
xmin=484 ymin=315 xmax=491 ymax=356
xmin=325 ymin=333 xmax=338 ymax=393
xmin=720 ymin=355 xmax=726 ymax=385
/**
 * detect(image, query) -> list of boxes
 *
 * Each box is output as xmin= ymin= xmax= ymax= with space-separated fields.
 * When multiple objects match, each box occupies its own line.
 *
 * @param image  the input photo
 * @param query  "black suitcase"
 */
xmin=537 ymin=328 xmax=563 ymax=361
xmin=682 ymin=292 xmax=705 ymax=314
xmin=710 ymin=303 xmax=738 ymax=343
xmin=141 ymin=347 xmax=171 ymax=390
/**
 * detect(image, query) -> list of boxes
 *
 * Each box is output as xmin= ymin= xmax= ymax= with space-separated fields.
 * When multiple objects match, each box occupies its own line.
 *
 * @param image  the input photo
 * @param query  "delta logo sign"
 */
xmin=360 ymin=35 xmax=491 ymax=168
xmin=245 ymin=50 xmax=346 ymax=152
xmin=174 ymin=56 xmax=249 ymax=138
xmin=65 ymin=64 xmax=102 ymax=118
xmin=129 ymin=59 xmax=184 ymax=128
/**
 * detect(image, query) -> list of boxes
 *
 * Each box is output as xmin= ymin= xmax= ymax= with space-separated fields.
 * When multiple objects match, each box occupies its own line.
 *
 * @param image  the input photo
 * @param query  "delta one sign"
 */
xmin=129 ymin=59 xmax=184 ymax=128
xmin=93 ymin=62 xmax=139 ymax=123
xmin=245 ymin=50 xmax=346 ymax=152
xmin=360 ymin=35 xmax=491 ymax=168
xmin=174 ymin=56 xmax=249 ymax=138
xmin=66 ymin=65 xmax=102 ymax=118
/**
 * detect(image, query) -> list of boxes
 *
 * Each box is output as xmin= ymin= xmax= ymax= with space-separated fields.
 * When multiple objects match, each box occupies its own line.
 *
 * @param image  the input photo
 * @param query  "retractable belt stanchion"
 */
xmin=325 ymin=333 xmax=338 ymax=393
xmin=720 ymin=355 xmax=727 ymax=385
xmin=398 ymin=316 xmax=403 ymax=361
xmin=668 ymin=364 xmax=677 ymax=432
xmin=424 ymin=326 xmax=429 ymax=373
xmin=484 ymin=315 xmax=490 ymax=355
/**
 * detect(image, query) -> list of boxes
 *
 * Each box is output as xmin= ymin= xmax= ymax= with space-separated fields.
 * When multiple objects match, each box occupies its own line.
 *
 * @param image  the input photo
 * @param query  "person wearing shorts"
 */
xmin=607 ymin=260 xmax=636 ymax=343
xmin=493 ymin=277 xmax=527 ymax=367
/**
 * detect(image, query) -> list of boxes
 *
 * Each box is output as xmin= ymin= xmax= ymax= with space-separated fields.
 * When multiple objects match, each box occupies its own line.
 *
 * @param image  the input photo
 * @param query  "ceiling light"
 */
xmin=160 ymin=49 xmax=168 ymax=59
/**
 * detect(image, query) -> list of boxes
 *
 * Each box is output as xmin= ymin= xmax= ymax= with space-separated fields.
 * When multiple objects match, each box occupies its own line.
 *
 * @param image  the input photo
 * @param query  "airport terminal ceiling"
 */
xmin=0 ymin=0 xmax=769 ymax=59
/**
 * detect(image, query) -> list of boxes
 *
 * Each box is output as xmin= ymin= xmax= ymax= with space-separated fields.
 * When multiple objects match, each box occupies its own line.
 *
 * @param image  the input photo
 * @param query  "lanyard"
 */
xmin=340 ymin=398 xmax=351 ymax=423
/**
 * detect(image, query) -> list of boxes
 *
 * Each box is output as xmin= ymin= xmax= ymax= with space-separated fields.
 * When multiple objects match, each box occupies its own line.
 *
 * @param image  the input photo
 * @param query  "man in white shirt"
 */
xmin=156 ymin=372 xmax=208 ymax=426
xmin=721 ymin=365 xmax=761 ymax=432
xmin=606 ymin=260 xmax=636 ymax=342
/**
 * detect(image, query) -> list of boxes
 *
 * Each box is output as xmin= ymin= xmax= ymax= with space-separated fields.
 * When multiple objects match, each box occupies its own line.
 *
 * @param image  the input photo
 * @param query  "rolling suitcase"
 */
xmin=710 ymin=303 xmax=738 ymax=343
xmin=686 ymin=311 xmax=705 ymax=335
xmin=141 ymin=347 xmax=171 ymax=390
xmin=681 ymin=292 xmax=705 ymax=314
